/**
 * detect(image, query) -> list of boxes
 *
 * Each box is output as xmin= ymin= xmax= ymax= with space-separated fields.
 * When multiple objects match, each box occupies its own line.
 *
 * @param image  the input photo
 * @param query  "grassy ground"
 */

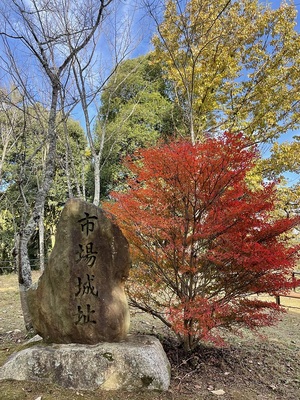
xmin=0 ymin=271 xmax=300 ymax=400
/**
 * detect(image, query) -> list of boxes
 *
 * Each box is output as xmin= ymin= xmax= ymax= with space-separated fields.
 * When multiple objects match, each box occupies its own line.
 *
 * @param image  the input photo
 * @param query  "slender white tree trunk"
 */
xmin=93 ymin=154 xmax=101 ymax=206
xmin=39 ymin=205 xmax=45 ymax=273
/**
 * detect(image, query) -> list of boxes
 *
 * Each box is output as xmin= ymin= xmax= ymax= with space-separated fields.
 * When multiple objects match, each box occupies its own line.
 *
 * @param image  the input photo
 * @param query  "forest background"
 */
xmin=0 ymin=0 xmax=300 ymax=337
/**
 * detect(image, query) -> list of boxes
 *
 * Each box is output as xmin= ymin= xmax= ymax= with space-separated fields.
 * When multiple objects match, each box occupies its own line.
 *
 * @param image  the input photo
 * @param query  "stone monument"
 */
xmin=0 ymin=199 xmax=171 ymax=391
xmin=27 ymin=198 xmax=130 ymax=344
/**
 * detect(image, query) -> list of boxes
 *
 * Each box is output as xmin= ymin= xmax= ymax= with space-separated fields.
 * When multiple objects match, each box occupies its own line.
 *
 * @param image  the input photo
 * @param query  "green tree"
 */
xmin=95 ymin=55 xmax=175 ymax=196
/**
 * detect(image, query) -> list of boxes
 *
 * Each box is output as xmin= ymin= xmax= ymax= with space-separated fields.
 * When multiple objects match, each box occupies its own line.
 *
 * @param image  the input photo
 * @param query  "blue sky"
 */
xmin=1 ymin=0 xmax=298 ymax=185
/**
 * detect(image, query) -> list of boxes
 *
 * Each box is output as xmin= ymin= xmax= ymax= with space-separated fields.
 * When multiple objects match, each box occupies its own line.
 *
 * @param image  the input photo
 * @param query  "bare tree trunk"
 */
xmin=1 ymin=0 xmax=114 ymax=330
xmin=93 ymin=154 xmax=101 ymax=206
xmin=60 ymin=93 xmax=82 ymax=199
xmin=0 ymin=138 xmax=9 ymax=188
xmin=39 ymin=205 xmax=45 ymax=273
xmin=65 ymin=145 xmax=74 ymax=198
xmin=71 ymin=59 xmax=101 ymax=205
xmin=81 ymin=152 xmax=87 ymax=201
xmin=14 ymin=231 xmax=32 ymax=331
xmin=15 ymin=82 xmax=59 ymax=329
xmin=0 ymin=102 xmax=20 ymax=188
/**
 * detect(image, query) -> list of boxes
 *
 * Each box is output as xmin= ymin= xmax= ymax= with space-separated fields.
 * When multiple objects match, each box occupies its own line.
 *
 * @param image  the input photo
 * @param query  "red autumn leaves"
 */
xmin=104 ymin=132 xmax=300 ymax=350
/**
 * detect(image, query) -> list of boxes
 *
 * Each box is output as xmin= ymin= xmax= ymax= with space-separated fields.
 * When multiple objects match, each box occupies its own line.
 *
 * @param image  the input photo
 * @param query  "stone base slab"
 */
xmin=0 ymin=335 xmax=171 ymax=391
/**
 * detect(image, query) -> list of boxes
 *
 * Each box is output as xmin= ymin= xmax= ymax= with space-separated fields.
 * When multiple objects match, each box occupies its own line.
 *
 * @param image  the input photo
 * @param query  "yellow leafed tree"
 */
xmin=260 ymin=138 xmax=300 ymax=220
xmin=152 ymin=0 xmax=300 ymax=144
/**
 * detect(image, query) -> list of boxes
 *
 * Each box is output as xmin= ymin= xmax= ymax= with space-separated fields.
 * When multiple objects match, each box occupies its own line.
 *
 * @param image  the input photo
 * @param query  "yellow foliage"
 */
xmin=247 ymin=138 xmax=300 ymax=221
xmin=274 ymin=184 xmax=300 ymax=217
xmin=153 ymin=0 xmax=300 ymax=142
xmin=261 ymin=140 xmax=300 ymax=179
xmin=84 ymin=148 xmax=92 ymax=158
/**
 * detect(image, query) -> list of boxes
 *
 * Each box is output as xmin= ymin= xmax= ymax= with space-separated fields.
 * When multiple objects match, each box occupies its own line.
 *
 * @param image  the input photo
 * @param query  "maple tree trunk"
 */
xmin=183 ymin=334 xmax=192 ymax=353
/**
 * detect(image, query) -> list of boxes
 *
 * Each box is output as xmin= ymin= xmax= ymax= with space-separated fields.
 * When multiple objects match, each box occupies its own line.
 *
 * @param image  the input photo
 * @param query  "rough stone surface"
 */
xmin=27 ymin=198 xmax=130 ymax=344
xmin=0 ymin=335 xmax=171 ymax=391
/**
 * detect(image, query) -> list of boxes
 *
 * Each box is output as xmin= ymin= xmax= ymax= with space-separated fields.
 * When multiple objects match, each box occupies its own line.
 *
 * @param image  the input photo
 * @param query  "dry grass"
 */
xmin=0 ymin=271 xmax=300 ymax=400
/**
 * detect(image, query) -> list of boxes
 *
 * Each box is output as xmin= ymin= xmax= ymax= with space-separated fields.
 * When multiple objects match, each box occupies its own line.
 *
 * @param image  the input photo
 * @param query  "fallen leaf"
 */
xmin=211 ymin=389 xmax=225 ymax=396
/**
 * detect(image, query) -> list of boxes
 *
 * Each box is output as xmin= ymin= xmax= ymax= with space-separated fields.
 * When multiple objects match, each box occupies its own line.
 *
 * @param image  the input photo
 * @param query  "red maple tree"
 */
xmin=104 ymin=132 xmax=300 ymax=351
